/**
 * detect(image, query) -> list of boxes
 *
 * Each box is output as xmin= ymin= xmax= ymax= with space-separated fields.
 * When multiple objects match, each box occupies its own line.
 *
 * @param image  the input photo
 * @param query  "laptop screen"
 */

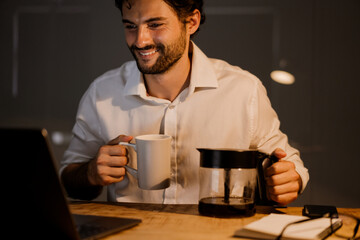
xmin=2 ymin=128 xmax=141 ymax=239
xmin=2 ymin=128 xmax=80 ymax=239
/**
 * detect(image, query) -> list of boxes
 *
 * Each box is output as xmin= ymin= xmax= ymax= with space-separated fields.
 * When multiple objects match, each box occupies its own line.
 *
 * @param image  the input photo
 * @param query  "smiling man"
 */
xmin=124 ymin=13 xmax=187 ymax=75
xmin=121 ymin=0 xmax=198 ymax=101
xmin=61 ymin=0 xmax=309 ymax=206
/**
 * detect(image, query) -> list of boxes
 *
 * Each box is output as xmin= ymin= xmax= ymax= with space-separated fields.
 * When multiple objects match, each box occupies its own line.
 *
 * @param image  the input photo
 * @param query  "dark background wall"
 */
xmin=1 ymin=0 xmax=359 ymax=207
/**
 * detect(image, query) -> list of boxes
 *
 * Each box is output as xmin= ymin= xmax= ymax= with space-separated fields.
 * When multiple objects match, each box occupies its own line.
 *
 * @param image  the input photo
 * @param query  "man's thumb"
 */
xmin=273 ymin=148 xmax=287 ymax=159
xmin=108 ymin=135 xmax=133 ymax=145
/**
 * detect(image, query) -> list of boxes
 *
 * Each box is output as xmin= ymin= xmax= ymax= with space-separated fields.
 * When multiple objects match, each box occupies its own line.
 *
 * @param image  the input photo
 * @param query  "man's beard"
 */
xmin=129 ymin=30 xmax=187 ymax=74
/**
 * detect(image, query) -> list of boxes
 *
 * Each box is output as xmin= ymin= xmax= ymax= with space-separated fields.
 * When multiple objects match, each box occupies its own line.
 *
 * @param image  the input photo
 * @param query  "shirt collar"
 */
xmin=188 ymin=41 xmax=219 ymax=91
xmin=123 ymin=41 xmax=219 ymax=97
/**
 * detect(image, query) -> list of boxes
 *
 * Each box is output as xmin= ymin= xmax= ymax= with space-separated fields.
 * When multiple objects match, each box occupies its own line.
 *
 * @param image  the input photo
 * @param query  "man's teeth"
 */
xmin=140 ymin=50 xmax=158 ymax=56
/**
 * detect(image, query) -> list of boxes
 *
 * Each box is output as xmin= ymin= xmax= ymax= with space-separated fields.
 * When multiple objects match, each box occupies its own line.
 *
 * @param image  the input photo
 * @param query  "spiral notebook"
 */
xmin=234 ymin=213 xmax=342 ymax=240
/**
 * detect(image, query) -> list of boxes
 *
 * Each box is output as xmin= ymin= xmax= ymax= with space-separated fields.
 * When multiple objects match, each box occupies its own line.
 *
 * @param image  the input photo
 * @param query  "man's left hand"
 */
xmin=265 ymin=148 xmax=302 ymax=206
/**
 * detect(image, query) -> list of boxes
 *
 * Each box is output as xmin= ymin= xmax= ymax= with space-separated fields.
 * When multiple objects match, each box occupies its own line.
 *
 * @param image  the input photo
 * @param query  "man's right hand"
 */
xmin=87 ymin=135 xmax=133 ymax=186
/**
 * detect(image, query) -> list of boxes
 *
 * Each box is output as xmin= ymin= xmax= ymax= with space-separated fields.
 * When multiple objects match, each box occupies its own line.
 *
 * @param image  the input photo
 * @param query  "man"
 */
xmin=61 ymin=0 xmax=309 ymax=205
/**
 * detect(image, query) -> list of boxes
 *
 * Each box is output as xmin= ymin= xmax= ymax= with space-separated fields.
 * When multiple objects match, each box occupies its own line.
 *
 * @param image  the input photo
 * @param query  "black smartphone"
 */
xmin=302 ymin=204 xmax=338 ymax=218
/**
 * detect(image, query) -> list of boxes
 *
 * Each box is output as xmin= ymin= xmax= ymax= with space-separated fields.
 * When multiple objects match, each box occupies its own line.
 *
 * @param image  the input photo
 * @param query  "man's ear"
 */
xmin=186 ymin=9 xmax=201 ymax=35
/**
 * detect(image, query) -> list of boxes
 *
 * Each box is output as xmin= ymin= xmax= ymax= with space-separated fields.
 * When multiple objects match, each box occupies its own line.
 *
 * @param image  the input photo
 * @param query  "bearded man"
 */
xmin=61 ymin=0 xmax=309 ymax=206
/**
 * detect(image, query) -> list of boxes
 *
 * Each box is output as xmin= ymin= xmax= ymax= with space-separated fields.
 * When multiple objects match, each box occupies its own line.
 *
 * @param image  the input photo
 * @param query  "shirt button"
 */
xmin=168 ymin=105 xmax=175 ymax=110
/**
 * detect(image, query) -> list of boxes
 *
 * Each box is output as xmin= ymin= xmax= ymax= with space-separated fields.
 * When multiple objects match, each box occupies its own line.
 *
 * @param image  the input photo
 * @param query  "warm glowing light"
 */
xmin=270 ymin=70 xmax=295 ymax=85
xmin=51 ymin=131 xmax=71 ymax=145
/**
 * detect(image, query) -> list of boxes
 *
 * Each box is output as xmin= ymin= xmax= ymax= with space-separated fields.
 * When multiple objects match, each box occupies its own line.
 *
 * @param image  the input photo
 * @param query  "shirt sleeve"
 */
xmin=249 ymin=80 xmax=309 ymax=193
xmin=60 ymin=82 xmax=105 ymax=175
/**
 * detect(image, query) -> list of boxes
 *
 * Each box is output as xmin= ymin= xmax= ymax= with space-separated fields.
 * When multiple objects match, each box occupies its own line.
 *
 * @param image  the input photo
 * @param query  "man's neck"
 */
xmin=144 ymin=44 xmax=193 ymax=102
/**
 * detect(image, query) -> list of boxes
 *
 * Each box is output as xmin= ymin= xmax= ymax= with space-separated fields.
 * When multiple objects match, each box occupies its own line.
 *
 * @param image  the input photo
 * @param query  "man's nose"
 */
xmin=135 ymin=26 xmax=152 ymax=49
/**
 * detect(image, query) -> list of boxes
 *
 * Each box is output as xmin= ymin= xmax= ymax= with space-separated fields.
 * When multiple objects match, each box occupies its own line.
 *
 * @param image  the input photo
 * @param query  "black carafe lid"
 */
xmin=197 ymin=149 xmax=266 ymax=169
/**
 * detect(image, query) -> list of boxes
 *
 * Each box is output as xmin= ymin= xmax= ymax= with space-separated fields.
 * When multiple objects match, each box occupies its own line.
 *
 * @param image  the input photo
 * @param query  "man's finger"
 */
xmin=107 ymin=156 xmax=128 ymax=167
xmin=108 ymin=145 xmax=129 ymax=156
xmin=99 ymin=175 xmax=125 ymax=185
xmin=96 ymin=165 xmax=126 ymax=185
xmin=106 ymin=166 xmax=127 ymax=179
xmin=269 ymin=192 xmax=298 ymax=206
xmin=267 ymin=181 xmax=300 ymax=195
xmin=266 ymin=172 xmax=300 ymax=188
xmin=97 ymin=144 xmax=127 ymax=157
xmin=108 ymin=135 xmax=133 ymax=145
xmin=265 ymin=160 xmax=295 ymax=176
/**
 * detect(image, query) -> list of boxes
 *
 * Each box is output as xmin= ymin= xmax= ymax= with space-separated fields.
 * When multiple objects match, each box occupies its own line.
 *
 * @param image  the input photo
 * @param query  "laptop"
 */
xmin=1 ymin=128 xmax=141 ymax=240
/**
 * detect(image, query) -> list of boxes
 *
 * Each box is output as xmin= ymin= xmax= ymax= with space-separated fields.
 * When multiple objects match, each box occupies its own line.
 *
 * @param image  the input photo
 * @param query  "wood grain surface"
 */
xmin=70 ymin=202 xmax=360 ymax=240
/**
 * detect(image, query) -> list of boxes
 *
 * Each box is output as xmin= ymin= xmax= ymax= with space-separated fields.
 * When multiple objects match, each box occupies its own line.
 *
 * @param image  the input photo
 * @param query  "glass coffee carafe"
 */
xmin=197 ymin=149 xmax=273 ymax=217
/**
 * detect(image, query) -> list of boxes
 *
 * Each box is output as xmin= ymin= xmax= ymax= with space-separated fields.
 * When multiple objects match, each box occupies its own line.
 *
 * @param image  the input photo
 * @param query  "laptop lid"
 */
xmin=1 ymin=128 xmax=141 ymax=239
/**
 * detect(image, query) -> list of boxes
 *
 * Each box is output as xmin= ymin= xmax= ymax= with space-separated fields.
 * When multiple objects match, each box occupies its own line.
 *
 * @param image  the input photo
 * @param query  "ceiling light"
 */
xmin=270 ymin=70 xmax=295 ymax=85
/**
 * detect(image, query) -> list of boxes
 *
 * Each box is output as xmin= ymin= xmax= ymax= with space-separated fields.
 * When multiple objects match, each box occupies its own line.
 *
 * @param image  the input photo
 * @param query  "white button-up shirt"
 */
xmin=61 ymin=42 xmax=309 ymax=204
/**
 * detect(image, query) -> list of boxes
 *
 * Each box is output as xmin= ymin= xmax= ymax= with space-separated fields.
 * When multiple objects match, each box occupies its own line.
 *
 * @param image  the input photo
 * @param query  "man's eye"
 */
xmin=149 ymin=23 xmax=163 ymax=28
xmin=125 ymin=24 xmax=137 ymax=30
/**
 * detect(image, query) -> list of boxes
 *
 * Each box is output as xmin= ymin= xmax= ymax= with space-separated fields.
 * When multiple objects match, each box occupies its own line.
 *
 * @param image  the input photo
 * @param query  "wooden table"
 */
xmin=70 ymin=201 xmax=360 ymax=240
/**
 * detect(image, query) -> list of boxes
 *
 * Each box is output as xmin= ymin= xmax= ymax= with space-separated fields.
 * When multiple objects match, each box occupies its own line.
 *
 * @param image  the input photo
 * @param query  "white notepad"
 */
xmin=234 ymin=213 xmax=342 ymax=240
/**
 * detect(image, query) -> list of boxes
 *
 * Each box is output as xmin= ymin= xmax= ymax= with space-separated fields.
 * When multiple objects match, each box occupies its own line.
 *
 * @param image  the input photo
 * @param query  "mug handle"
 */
xmin=119 ymin=142 xmax=137 ymax=151
xmin=119 ymin=142 xmax=138 ymax=179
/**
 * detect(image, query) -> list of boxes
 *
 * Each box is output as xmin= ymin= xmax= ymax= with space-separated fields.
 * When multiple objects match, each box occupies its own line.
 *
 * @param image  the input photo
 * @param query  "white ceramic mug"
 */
xmin=119 ymin=134 xmax=172 ymax=190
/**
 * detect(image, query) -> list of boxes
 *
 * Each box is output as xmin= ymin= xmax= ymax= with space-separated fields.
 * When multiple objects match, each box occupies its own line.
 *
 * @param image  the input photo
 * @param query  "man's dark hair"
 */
xmin=115 ymin=0 xmax=205 ymax=37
